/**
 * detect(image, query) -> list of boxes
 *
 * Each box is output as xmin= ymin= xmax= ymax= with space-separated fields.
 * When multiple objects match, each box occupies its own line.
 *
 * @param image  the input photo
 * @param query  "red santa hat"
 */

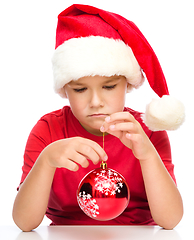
xmin=52 ymin=4 xmax=185 ymax=131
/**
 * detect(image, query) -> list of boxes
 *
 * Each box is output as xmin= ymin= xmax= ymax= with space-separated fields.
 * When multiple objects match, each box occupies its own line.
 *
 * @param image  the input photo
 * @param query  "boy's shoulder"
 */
xmin=30 ymin=106 xmax=72 ymax=141
xmin=124 ymin=107 xmax=142 ymax=119
xmin=40 ymin=106 xmax=71 ymax=120
xmin=124 ymin=107 xmax=151 ymax=135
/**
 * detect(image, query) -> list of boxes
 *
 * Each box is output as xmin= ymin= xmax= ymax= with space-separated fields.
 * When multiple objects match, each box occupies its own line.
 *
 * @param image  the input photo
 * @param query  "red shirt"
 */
xmin=20 ymin=106 xmax=176 ymax=225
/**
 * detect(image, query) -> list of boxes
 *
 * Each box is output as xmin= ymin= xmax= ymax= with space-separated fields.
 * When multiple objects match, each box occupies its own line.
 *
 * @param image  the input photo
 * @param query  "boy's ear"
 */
xmin=59 ymin=86 xmax=68 ymax=98
xmin=126 ymin=83 xmax=133 ymax=93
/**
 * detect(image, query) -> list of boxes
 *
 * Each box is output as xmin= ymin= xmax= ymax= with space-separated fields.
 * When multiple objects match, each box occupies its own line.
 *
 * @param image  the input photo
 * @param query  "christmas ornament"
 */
xmin=77 ymin=133 xmax=130 ymax=221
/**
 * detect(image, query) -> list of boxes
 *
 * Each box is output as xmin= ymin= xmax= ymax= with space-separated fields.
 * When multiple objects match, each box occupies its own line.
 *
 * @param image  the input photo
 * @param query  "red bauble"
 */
xmin=77 ymin=164 xmax=130 ymax=221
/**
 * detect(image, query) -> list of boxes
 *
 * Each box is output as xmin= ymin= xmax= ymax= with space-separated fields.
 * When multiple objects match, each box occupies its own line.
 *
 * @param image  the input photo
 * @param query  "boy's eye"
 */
xmin=103 ymin=84 xmax=117 ymax=90
xmin=73 ymin=87 xmax=87 ymax=93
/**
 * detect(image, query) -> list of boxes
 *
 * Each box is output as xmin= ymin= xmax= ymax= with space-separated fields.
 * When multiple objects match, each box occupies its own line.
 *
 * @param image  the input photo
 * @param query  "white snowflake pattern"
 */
xmin=94 ymin=169 xmax=124 ymax=196
xmin=78 ymin=191 xmax=100 ymax=218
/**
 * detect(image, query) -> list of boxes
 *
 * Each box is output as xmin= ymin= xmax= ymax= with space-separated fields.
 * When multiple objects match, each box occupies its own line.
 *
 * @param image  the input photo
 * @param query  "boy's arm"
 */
xmin=101 ymin=112 xmax=183 ymax=229
xmin=139 ymin=148 xmax=183 ymax=229
xmin=13 ymin=138 xmax=107 ymax=232
xmin=12 ymin=152 xmax=56 ymax=232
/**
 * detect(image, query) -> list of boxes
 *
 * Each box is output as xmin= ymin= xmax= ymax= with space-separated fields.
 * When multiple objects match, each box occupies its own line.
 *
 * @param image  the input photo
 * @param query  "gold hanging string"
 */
xmin=103 ymin=131 xmax=105 ymax=150
xmin=100 ymin=132 xmax=107 ymax=169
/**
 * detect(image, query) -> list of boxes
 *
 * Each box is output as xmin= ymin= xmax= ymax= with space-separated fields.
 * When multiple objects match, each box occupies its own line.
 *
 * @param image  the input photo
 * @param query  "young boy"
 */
xmin=12 ymin=4 xmax=184 ymax=231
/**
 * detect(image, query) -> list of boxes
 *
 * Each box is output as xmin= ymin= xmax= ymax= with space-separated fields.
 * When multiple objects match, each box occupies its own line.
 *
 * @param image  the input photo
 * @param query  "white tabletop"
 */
xmin=0 ymin=225 xmax=192 ymax=240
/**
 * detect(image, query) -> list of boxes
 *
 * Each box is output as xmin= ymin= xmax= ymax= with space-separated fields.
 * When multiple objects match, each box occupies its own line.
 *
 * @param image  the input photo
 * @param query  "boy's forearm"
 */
xmin=12 ymin=153 xmax=56 ymax=232
xmin=139 ymin=150 xmax=183 ymax=229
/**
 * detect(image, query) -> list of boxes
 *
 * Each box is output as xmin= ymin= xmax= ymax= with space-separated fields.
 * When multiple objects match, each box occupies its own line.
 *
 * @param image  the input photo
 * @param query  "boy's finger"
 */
xmin=77 ymin=138 xmax=108 ymax=163
xmin=69 ymin=151 xmax=90 ymax=168
xmin=109 ymin=122 xmax=137 ymax=133
xmin=105 ymin=112 xmax=135 ymax=123
xmin=101 ymin=112 xmax=136 ymax=132
xmin=62 ymin=159 xmax=79 ymax=172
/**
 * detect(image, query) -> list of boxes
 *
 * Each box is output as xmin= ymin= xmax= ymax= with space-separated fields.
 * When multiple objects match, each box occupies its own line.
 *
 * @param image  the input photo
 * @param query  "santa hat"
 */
xmin=52 ymin=4 xmax=185 ymax=131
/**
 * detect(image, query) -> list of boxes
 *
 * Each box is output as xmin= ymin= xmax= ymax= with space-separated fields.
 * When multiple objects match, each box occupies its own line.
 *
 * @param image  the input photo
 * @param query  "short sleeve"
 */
xmin=150 ymin=130 xmax=176 ymax=184
xmin=19 ymin=119 xmax=52 ymax=186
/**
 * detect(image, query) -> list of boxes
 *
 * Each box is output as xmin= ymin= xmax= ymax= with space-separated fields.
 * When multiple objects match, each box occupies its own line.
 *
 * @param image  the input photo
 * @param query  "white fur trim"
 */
xmin=52 ymin=36 xmax=144 ymax=97
xmin=142 ymin=95 xmax=185 ymax=131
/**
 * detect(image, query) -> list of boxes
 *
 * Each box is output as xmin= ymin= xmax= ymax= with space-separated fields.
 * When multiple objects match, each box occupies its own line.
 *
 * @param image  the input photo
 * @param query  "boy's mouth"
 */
xmin=88 ymin=114 xmax=108 ymax=118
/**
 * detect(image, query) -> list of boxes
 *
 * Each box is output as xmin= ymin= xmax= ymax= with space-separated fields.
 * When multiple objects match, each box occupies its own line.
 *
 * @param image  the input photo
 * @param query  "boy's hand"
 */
xmin=100 ymin=112 xmax=155 ymax=161
xmin=41 ymin=137 xmax=108 ymax=171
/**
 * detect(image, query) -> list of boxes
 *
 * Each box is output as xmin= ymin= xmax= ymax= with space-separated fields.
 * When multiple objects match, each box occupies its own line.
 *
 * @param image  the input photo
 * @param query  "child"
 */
xmin=12 ymin=4 xmax=184 ymax=231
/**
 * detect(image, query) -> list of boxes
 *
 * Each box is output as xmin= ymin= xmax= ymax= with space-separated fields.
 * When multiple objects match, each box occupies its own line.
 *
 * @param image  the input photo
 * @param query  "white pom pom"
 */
xmin=142 ymin=95 xmax=185 ymax=131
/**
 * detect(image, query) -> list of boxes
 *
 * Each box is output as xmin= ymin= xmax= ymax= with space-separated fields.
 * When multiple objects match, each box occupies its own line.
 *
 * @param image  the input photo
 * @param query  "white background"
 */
xmin=0 ymin=0 xmax=193 ymax=227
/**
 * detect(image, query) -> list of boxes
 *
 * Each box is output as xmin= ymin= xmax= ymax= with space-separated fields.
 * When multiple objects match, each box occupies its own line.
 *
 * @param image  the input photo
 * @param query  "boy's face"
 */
xmin=64 ymin=75 xmax=128 ymax=136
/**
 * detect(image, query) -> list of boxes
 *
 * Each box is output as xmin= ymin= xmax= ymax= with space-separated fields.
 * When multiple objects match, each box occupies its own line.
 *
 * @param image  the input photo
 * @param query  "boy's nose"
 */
xmin=89 ymin=91 xmax=104 ymax=108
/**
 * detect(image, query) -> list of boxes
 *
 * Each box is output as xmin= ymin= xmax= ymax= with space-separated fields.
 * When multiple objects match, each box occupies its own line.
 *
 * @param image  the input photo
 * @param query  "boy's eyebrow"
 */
xmin=67 ymin=82 xmax=85 ymax=86
xmin=104 ymin=76 xmax=121 ymax=84
xmin=68 ymin=76 xmax=122 ymax=86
